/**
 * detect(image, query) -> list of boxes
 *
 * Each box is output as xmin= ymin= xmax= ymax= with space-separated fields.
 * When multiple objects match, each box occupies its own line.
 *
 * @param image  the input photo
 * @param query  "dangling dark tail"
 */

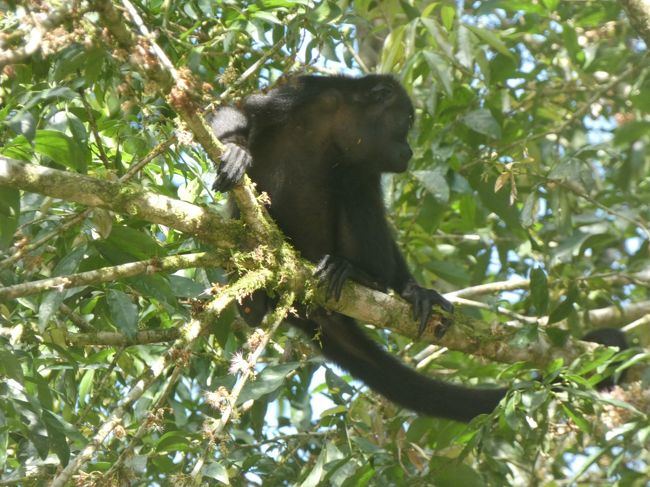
xmin=290 ymin=312 xmax=506 ymax=423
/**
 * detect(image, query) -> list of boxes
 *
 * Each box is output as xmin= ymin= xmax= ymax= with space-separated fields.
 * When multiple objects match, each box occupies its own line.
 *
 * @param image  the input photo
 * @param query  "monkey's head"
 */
xmin=287 ymin=75 xmax=415 ymax=173
xmin=330 ymin=75 xmax=414 ymax=173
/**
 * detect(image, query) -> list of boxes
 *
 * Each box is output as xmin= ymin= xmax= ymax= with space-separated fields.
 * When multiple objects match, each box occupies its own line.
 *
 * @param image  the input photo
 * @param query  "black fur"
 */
xmin=209 ymin=75 xmax=627 ymax=421
xmin=210 ymin=74 xmax=504 ymax=422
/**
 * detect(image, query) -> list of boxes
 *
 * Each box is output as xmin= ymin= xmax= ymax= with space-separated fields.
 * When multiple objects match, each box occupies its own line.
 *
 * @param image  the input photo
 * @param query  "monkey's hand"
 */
xmin=401 ymin=282 xmax=454 ymax=338
xmin=315 ymin=255 xmax=384 ymax=301
xmin=212 ymin=142 xmax=252 ymax=192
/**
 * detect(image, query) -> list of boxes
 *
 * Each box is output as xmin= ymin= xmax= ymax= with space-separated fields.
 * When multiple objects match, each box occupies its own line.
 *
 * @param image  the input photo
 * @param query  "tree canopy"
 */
xmin=1 ymin=0 xmax=650 ymax=485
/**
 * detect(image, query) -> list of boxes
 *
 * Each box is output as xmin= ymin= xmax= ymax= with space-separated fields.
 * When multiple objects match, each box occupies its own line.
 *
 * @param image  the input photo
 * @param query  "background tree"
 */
xmin=1 ymin=0 xmax=650 ymax=485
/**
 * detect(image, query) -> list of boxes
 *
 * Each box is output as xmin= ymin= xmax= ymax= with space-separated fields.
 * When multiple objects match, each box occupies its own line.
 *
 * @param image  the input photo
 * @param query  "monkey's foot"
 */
xmin=314 ymin=255 xmax=352 ymax=301
xmin=315 ymin=255 xmax=384 ymax=301
xmin=401 ymin=282 xmax=454 ymax=338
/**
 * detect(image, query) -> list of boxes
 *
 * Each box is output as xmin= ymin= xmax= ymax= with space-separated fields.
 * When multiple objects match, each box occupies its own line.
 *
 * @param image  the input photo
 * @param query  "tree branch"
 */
xmin=66 ymin=328 xmax=181 ymax=347
xmin=1 ymin=156 xmax=615 ymax=366
xmin=0 ymin=252 xmax=221 ymax=300
xmin=621 ymin=0 xmax=650 ymax=47
xmin=189 ymin=292 xmax=295 ymax=482
xmin=0 ymin=157 xmax=243 ymax=250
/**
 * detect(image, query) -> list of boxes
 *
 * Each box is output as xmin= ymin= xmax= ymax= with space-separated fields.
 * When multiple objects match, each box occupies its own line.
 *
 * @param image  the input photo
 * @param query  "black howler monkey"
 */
xmin=209 ymin=74 xmax=626 ymax=422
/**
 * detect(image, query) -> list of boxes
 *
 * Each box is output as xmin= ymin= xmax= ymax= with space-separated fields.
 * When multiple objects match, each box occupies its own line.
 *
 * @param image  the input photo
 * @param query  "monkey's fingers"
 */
xmin=417 ymin=303 xmax=431 ymax=338
xmin=314 ymin=255 xmax=351 ymax=301
xmin=213 ymin=143 xmax=252 ymax=192
xmin=431 ymin=292 xmax=454 ymax=313
xmin=329 ymin=263 xmax=350 ymax=301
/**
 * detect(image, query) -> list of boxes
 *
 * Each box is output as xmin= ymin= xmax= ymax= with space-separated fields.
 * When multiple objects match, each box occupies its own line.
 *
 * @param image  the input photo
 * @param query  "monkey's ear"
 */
xmin=316 ymin=89 xmax=342 ymax=112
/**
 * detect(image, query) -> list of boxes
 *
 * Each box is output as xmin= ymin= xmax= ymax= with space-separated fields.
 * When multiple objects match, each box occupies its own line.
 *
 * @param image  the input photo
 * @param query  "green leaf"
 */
xmin=341 ymin=463 xmax=375 ymax=487
xmin=39 ymin=245 xmax=87 ymax=330
xmin=325 ymin=368 xmax=354 ymax=395
xmin=78 ymin=369 xmax=95 ymax=407
xmin=380 ymin=25 xmax=406 ymax=72
xmin=462 ymin=109 xmax=502 ymax=139
xmin=299 ymin=447 xmax=327 ymax=487
xmin=7 ymin=110 xmax=36 ymax=140
xmin=430 ymin=456 xmax=486 ymax=486
xmin=319 ymin=405 xmax=348 ymax=417
xmin=309 ymin=1 xmax=342 ymax=23
xmin=0 ymin=351 xmax=24 ymax=381
xmin=613 ymin=121 xmax=650 ymax=145
xmin=440 ymin=5 xmax=455 ymax=31
xmin=547 ymin=287 xmax=578 ymax=325
xmin=352 ymin=437 xmax=382 ymax=454
xmin=251 ymin=11 xmax=282 ymax=25
xmin=467 ymin=167 xmax=523 ymax=234
xmin=0 ymin=410 xmax=7 ymax=469
xmin=529 ymin=267 xmax=549 ymax=315
xmin=156 ymin=433 xmax=190 ymax=453
xmin=0 ymin=187 xmax=19 ymax=249
xmin=422 ymin=51 xmax=453 ymax=96
xmin=521 ymin=192 xmax=538 ymax=227
xmin=0 ymin=134 xmax=32 ymax=161
xmin=105 ymin=225 xmax=165 ymax=260
xmin=203 ymin=462 xmax=230 ymax=484
xmin=42 ymin=410 xmax=70 ymax=466
xmin=464 ymin=24 xmax=512 ymax=58
xmin=15 ymin=86 xmax=79 ymax=112
xmin=168 ymin=275 xmax=206 ymax=298
xmin=413 ymin=168 xmax=450 ymax=203
xmin=34 ymin=129 xmax=85 ymax=171
xmin=562 ymin=24 xmax=583 ymax=64
xmin=47 ymin=111 xmax=88 ymax=148
xmin=560 ymin=403 xmax=591 ymax=433
xmin=237 ymin=363 xmax=299 ymax=404
xmin=107 ymin=289 xmax=138 ymax=337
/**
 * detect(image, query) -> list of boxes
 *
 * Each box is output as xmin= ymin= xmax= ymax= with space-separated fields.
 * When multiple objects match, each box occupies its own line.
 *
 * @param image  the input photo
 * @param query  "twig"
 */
xmin=101 ymin=361 xmax=185 ymax=481
xmin=189 ymin=292 xmax=295 ymax=482
xmin=67 ymin=328 xmax=182 ymax=346
xmin=218 ymin=39 xmax=286 ymax=101
xmin=451 ymin=296 xmax=539 ymax=324
xmin=0 ymin=252 xmax=220 ymax=300
xmin=49 ymin=371 xmax=163 ymax=487
xmin=80 ymin=90 xmax=111 ymax=170
xmin=0 ymin=209 xmax=91 ymax=269
xmin=50 ymin=274 xmax=260 ymax=485
xmin=554 ymin=178 xmax=650 ymax=241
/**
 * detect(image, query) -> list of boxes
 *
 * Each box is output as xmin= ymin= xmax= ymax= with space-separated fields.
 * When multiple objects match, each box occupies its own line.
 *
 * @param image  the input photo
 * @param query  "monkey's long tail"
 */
xmin=290 ymin=312 xmax=506 ymax=422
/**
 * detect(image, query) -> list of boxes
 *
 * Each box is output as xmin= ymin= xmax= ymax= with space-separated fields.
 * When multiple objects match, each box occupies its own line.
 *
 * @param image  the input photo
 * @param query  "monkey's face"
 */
xmin=332 ymin=78 xmax=415 ymax=173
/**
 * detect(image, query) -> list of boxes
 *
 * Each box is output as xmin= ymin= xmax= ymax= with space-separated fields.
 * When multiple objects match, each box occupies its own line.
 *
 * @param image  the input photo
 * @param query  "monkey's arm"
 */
xmin=208 ymin=106 xmax=252 ymax=192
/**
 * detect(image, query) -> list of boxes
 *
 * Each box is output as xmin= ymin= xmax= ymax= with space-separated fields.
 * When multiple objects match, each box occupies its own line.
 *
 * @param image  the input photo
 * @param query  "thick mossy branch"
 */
xmin=317 ymin=280 xmax=599 ymax=367
xmin=0 ymin=156 xmax=611 ymax=365
xmin=0 ymin=157 xmax=243 ymax=249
